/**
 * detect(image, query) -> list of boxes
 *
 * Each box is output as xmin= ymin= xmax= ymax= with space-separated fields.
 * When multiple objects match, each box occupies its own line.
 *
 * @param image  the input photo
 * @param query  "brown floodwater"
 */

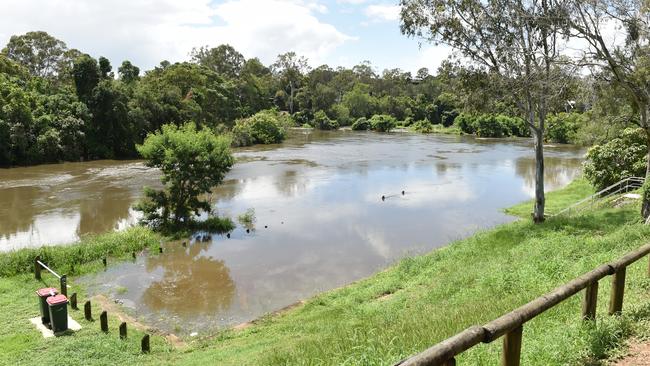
xmin=1 ymin=130 xmax=584 ymax=334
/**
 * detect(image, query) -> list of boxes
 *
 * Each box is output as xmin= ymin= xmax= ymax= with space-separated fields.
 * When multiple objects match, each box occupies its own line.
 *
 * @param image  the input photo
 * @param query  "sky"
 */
xmin=0 ymin=0 xmax=453 ymax=75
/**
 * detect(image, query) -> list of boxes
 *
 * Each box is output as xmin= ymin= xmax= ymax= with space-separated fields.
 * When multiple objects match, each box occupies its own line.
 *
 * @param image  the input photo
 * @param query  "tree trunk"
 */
xmin=533 ymin=127 xmax=545 ymax=223
xmin=642 ymin=116 xmax=650 ymax=219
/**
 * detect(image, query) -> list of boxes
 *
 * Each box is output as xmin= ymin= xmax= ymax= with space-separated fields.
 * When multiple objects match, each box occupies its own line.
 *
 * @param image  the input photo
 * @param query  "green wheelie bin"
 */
xmin=36 ymin=288 xmax=58 ymax=325
xmin=47 ymin=294 xmax=69 ymax=333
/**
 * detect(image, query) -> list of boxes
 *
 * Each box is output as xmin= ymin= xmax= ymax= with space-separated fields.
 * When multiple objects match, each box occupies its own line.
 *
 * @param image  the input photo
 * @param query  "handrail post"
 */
xmin=34 ymin=256 xmax=41 ymax=280
xmin=609 ymin=267 xmax=626 ymax=315
xmin=502 ymin=326 xmax=523 ymax=366
xmin=582 ymin=281 xmax=598 ymax=320
xmin=60 ymin=274 xmax=67 ymax=297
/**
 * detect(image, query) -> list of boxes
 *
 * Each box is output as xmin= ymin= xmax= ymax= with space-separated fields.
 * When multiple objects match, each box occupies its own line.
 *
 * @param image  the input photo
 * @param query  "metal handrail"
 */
xmin=552 ymin=176 xmax=645 ymax=217
xmin=34 ymin=256 xmax=67 ymax=297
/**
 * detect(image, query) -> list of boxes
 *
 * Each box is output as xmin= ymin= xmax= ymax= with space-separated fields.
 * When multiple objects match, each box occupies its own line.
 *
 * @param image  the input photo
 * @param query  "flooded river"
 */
xmin=0 ymin=130 xmax=584 ymax=334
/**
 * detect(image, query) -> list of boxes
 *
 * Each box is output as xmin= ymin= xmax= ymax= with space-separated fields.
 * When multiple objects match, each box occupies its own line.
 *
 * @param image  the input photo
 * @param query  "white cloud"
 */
xmin=0 ymin=0 xmax=352 ymax=70
xmin=364 ymin=4 xmax=401 ymax=22
xmin=397 ymin=45 xmax=453 ymax=74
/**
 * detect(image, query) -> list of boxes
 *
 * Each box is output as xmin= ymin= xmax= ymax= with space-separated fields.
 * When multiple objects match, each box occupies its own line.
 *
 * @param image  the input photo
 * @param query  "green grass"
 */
xmin=0 ymin=226 xmax=161 ymax=277
xmin=0 ymin=274 xmax=173 ymax=366
xmin=4 ymin=180 xmax=650 ymax=365
xmin=505 ymin=178 xmax=595 ymax=217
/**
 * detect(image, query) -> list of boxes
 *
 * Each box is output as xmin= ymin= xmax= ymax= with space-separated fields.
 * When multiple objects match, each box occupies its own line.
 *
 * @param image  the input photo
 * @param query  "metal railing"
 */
xmin=34 ymin=256 xmax=67 ymax=297
xmin=395 ymin=243 xmax=650 ymax=366
xmin=552 ymin=176 xmax=645 ymax=217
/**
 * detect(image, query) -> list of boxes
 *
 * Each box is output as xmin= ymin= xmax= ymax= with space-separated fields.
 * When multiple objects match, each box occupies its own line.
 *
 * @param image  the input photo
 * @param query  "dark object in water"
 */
xmin=246 ymin=229 xmax=250 ymax=233
xmin=226 ymin=233 xmax=231 ymax=238
xmin=381 ymin=195 xmax=385 ymax=201
xmin=402 ymin=190 xmax=405 ymax=195
xmin=264 ymin=225 xmax=268 ymax=228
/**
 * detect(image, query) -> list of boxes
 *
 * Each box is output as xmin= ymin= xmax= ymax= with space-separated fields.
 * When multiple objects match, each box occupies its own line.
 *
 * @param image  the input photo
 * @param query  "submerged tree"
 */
xmin=136 ymin=122 xmax=234 ymax=230
xmin=400 ymin=0 xmax=572 ymax=222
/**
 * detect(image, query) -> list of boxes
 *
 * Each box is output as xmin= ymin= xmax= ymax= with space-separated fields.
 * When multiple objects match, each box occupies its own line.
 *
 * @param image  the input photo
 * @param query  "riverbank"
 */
xmin=3 ymin=180 xmax=650 ymax=365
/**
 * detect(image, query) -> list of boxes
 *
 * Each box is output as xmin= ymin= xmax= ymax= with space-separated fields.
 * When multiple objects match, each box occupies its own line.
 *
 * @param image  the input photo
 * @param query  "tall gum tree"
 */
xmin=566 ymin=0 xmax=650 ymax=218
xmin=400 ymin=0 xmax=571 ymax=222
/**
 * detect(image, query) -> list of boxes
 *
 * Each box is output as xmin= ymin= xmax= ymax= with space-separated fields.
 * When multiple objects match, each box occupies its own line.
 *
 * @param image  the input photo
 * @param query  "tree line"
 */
xmin=1 ymin=30 xmax=603 ymax=168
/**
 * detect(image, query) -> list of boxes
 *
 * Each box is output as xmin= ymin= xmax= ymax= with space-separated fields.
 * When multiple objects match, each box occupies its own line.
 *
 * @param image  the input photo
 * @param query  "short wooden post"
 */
xmin=60 ymin=275 xmax=67 ymax=297
xmin=119 ymin=322 xmax=127 ymax=339
xmin=84 ymin=301 xmax=92 ymax=320
xmin=102 ymin=257 xmax=107 ymax=267
xmin=70 ymin=293 xmax=78 ymax=310
xmin=582 ymin=281 xmax=599 ymax=320
xmin=502 ymin=326 xmax=523 ymax=366
xmin=132 ymin=252 xmax=136 ymax=260
xmin=609 ymin=267 xmax=626 ymax=315
xmin=100 ymin=311 xmax=108 ymax=332
xmin=141 ymin=334 xmax=150 ymax=353
xmin=34 ymin=256 xmax=41 ymax=280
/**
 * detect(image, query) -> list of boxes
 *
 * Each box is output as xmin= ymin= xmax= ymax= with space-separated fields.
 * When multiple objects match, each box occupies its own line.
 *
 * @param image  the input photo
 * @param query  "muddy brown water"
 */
xmin=0 ymin=130 xmax=584 ymax=335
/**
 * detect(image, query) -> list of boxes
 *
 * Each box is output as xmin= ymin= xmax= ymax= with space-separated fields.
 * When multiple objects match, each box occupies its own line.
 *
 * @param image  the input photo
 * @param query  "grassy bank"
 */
xmin=505 ymin=177 xmax=595 ymax=217
xmin=3 ymin=181 xmax=650 ymax=365
xmin=0 ymin=227 xmax=161 ymax=277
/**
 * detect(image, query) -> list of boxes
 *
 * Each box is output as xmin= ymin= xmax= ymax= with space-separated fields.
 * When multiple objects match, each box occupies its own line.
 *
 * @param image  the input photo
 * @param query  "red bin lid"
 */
xmin=46 ymin=294 xmax=68 ymax=305
xmin=36 ymin=288 xmax=58 ymax=297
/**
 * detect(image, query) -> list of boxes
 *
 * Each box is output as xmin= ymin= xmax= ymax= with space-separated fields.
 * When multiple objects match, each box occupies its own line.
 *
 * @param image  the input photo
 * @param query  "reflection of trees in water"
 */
xmin=0 ymin=186 xmax=41 ymax=238
xmin=142 ymin=241 xmax=235 ymax=316
xmin=435 ymin=161 xmax=461 ymax=177
xmin=273 ymin=170 xmax=310 ymax=197
xmin=77 ymin=186 xmax=133 ymax=235
xmin=209 ymin=178 xmax=244 ymax=203
xmin=515 ymin=156 xmax=583 ymax=189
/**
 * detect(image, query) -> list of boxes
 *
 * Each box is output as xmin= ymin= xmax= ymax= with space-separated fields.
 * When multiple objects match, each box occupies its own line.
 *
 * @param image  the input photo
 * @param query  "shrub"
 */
xmin=475 ymin=114 xmax=508 ymax=137
xmin=351 ymin=117 xmax=370 ymax=131
xmin=369 ymin=114 xmax=396 ymax=132
xmin=313 ymin=110 xmax=339 ymax=130
xmin=412 ymin=120 xmax=435 ymax=133
xmin=232 ymin=110 xmax=289 ymax=147
xmin=402 ymin=116 xmax=415 ymax=127
xmin=329 ymin=104 xmax=351 ymax=126
xmin=546 ymin=112 xmax=584 ymax=144
xmin=584 ymin=128 xmax=648 ymax=191
xmin=441 ymin=109 xmax=460 ymax=127
xmin=454 ymin=113 xmax=477 ymax=134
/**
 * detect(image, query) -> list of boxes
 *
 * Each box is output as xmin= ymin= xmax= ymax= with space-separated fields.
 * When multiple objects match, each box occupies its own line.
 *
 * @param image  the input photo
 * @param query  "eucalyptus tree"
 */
xmin=565 ymin=0 xmax=650 ymax=217
xmin=271 ymin=52 xmax=310 ymax=114
xmin=400 ymin=0 xmax=572 ymax=222
xmin=2 ymin=31 xmax=66 ymax=79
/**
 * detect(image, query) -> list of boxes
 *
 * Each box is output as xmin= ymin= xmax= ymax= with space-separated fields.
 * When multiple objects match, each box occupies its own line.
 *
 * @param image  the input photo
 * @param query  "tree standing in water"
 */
xmin=400 ymin=0 xmax=572 ymax=222
xmin=136 ymin=122 xmax=234 ymax=231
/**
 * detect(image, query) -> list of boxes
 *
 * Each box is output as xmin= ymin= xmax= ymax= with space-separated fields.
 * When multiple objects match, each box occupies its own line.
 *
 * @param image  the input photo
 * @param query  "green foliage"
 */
xmin=136 ymin=122 xmax=234 ymax=230
xmin=412 ymin=119 xmax=435 ymax=133
xmin=0 ymin=226 xmax=159 ymax=276
xmin=546 ymin=112 xmax=584 ymax=144
xmin=351 ymin=117 xmax=370 ymax=131
xmin=369 ymin=114 xmax=396 ymax=132
xmin=313 ymin=110 xmax=339 ymax=130
xmin=237 ymin=208 xmax=256 ymax=230
xmin=583 ymin=128 xmax=648 ymax=191
xmin=454 ymin=113 xmax=530 ymax=138
xmin=231 ymin=109 xmax=290 ymax=147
